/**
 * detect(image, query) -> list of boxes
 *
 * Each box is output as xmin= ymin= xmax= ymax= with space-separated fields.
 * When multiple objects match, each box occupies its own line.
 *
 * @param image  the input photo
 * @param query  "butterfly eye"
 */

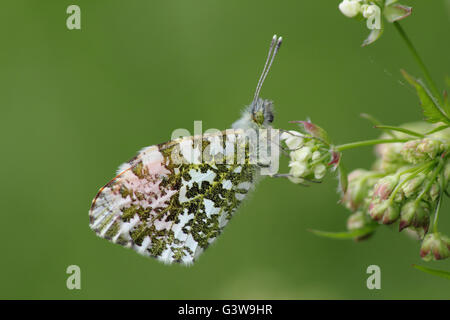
xmin=252 ymin=110 xmax=265 ymax=125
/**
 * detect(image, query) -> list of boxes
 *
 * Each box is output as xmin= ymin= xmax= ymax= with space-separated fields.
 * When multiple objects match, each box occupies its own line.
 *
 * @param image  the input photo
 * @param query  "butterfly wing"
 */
xmin=89 ymin=129 xmax=258 ymax=265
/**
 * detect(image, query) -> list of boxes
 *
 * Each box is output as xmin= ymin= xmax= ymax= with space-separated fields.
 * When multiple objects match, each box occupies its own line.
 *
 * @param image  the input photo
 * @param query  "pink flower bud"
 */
xmin=420 ymin=233 xmax=450 ymax=261
xmin=401 ymin=173 xmax=425 ymax=198
xmin=347 ymin=211 xmax=375 ymax=241
xmin=372 ymin=175 xmax=398 ymax=200
xmin=399 ymin=200 xmax=430 ymax=233
xmin=341 ymin=169 xmax=376 ymax=211
xmin=369 ymin=200 xmax=400 ymax=224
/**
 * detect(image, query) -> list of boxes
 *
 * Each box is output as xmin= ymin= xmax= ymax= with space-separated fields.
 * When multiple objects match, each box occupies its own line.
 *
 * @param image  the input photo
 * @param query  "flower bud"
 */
xmin=417 ymin=139 xmax=441 ymax=158
xmin=347 ymin=211 xmax=365 ymax=230
xmin=401 ymin=173 xmax=426 ymax=198
xmin=444 ymin=162 xmax=450 ymax=182
xmin=280 ymin=130 xmax=303 ymax=150
xmin=339 ymin=0 xmax=362 ymax=18
xmin=362 ymin=4 xmax=378 ymax=19
xmin=284 ymin=126 xmax=334 ymax=183
xmin=399 ymin=200 xmax=430 ymax=233
xmin=401 ymin=140 xmax=423 ymax=163
xmin=420 ymin=233 xmax=450 ymax=261
xmin=314 ymin=164 xmax=327 ymax=180
xmin=428 ymin=181 xmax=440 ymax=202
xmin=382 ymin=203 xmax=400 ymax=224
xmin=312 ymin=151 xmax=321 ymax=161
xmin=289 ymin=160 xmax=308 ymax=178
xmin=291 ymin=147 xmax=312 ymax=162
xmin=369 ymin=200 xmax=400 ymax=224
xmin=374 ymin=142 xmax=405 ymax=173
xmin=341 ymin=169 xmax=377 ymax=211
xmin=401 ymin=138 xmax=442 ymax=164
xmin=347 ymin=211 xmax=375 ymax=241
xmin=372 ymin=175 xmax=399 ymax=200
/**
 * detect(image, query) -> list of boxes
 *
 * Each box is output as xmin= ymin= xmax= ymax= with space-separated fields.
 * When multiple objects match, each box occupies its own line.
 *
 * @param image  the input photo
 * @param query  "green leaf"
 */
xmin=291 ymin=121 xmax=331 ymax=145
xmin=308 ymin=225 xmax=377 ymax=240
xmin=401 ymin=70 xmax=450 ymax=124
xmin=362 ymin=28 xmax=383 ymax=47
xmin=444 ymin=90 xmax=450 ymax=117
xmin=384 ymin=4 xmax=412 ymax=23
xmin=374 ymin=125 xmax=424 ymax=137
xmin=385 ymin=0 xmax=399 ymax=5
xmin=412 ymin=264 xmax=450 ymax=280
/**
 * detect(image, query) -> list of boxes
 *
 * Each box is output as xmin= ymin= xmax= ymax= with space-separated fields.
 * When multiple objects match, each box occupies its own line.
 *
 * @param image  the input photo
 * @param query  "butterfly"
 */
xmin=89 ymin=35 xmax=283 ymax=265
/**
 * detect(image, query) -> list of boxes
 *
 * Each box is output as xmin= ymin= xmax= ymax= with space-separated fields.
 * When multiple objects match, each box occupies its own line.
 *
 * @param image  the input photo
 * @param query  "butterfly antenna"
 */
xmin=253 ymin=35 xmax=282 ymax=104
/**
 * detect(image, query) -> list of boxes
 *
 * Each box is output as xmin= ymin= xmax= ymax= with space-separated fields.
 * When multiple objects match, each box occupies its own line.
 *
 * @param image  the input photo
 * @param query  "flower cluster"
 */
xmin=341 ymin=123 xmax=450 ymax=260
xmin=280 ymin=121 xmax=339 ymax=184
xmin=338 ymin=0 xmax=412 ymax=46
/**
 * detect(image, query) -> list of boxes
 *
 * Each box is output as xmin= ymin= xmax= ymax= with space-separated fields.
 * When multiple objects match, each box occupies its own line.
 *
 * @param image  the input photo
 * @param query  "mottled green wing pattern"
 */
xmin=89 ymin=129 xmax=258 ymax=265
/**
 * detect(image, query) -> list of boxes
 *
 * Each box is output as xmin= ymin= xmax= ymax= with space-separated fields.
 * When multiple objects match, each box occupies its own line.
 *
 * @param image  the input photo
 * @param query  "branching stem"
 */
xmin=335 ymin=138 xmax=409 ymax=152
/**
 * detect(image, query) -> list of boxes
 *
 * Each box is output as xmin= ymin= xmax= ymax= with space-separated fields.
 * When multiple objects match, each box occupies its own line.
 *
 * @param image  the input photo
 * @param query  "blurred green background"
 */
xmin=1 ymin=1 xmax=449 ymax=299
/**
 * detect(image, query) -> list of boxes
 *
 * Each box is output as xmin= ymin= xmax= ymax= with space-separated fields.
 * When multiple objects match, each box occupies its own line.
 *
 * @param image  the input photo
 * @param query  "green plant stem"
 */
xmin=433 ymin=189 xmax=442 ymax=233
xmin=415 ymin=158 xmax=444 ymax=204
xmin=393 ymin=22 xmax=442 ymax=105
xmin=361 ymin=113 xmax=397 ymax=138
xmin=374 ymin=125 xmax=424 ymax=138
xmin=389 ymin=162 xmax=433 ymax=201
xmin=335 ymin=138 xmax=409 ymax=152
xmin=425 ymin=125 xmax=450 ymax=136
xmin=433 ymin=169 xmax=446 ymax=233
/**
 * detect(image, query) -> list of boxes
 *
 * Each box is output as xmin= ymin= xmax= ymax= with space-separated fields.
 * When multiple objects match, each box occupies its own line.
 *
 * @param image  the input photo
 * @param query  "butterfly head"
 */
xmin=250 ymin=35 xmax=281 ymax=127
xmin=250 ymin=98 xmax=274 ymax=127
xmin=232 ymin=35 xmax=282 ymax=130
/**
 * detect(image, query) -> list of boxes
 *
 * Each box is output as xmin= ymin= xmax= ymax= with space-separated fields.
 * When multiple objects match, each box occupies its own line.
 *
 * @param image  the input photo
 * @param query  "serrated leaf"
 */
xmin=308 ymin=225 xmax=377 ymax=240
xmin=401 ymin=70 xmax=450 ymax=124
xmin=412 ymin=264 xmax=450 ymax=280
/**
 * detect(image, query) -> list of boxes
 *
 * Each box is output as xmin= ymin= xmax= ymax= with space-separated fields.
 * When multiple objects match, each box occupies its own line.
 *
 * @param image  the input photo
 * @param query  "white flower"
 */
xmin=312 ymin=151 xmax=321 ymax=161
xmin=314 ymin=164 xmax=327 ymax=179
xmin=291 ymin=147 xmax=312 ymax=162
xmin=339 ymin=0 xmax=362 ymax=18
xmin=289 ymin=161 xmax=308 ymax=177
xmin=281 ymin=131 xmax=303 ymax=150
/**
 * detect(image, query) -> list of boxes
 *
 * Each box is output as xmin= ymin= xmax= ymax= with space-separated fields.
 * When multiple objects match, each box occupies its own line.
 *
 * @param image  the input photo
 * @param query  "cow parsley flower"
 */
xmin=280 ymin=121 xmax=339 ymax=184
xmin=338 ymin=0 xmax=412 ymax=46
